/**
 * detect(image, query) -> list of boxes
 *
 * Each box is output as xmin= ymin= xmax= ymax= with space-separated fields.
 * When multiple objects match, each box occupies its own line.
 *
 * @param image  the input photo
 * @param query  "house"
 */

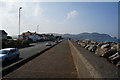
xmin=20 ymin=31 xmax=55 ymax=42
xmin=0 ymin=30 xmax=8 ymax=40
xmin=37 ymin=34 xmax=46 ymax=41
xmin=20 ymin=31 xmax=37 ymax=42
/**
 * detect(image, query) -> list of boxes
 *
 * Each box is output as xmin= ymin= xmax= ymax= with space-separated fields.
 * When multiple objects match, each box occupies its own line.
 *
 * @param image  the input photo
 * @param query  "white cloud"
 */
xmin=66 ymin=10 xmax=78 ymax=20
xmin=1 ymin=0 xmax=119 ymax=2
xmin=0 ymin=2 xmax=28 ymax=35
xmin=45 ymin=19 xmax=50 ymax=23
xmin=0 ymin=2 xmax=50 ymax=35
xmin=34 ymin=7 xmax=39 ymax=17
xmin=33 ymin=4 xmax=43 ymax=17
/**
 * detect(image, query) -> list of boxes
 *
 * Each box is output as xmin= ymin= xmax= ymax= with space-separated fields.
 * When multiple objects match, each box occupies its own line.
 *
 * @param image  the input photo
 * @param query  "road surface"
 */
xmin=2 ymin=41 xmax=55 ymax=68
xmin=3 ymin=40 xmax=77 ymax=78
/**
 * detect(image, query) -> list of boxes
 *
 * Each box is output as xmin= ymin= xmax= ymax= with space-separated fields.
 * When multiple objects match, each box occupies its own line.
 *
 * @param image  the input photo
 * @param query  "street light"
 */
xmin=19 ymin=7 xmax=22 ymax=38
xmin=37 ymin=25 xmax=39 ymax=33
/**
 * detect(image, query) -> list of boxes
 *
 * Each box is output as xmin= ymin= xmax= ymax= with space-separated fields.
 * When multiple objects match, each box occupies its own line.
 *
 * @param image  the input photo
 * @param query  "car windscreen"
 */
xmin=0 ymin=50 xmax=9 ymax=54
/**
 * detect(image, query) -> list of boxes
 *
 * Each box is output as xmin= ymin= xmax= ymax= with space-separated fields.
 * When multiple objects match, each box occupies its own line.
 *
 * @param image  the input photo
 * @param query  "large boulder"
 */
xmin=104 ymin=41 xmax=113 ymax=44
xmin=103 ymin=49 xmax=117 ymax=59
xmin=88 ymin=45 xmax=97 ymax=52
xmin=95 ymin=48 xmax=108 ymax=56
xmin=90 ymin=41 xmax=98 ymax=45
xmin=116 ymin=61 xmax=120 ymax=67
xmin=87 ymin=40 xmax=91 ymax=44
xmin=85 ymin=44 xmax=90 ymax=50
xmin=78 ymin=41 xmax=81 ymax=45
xmin=109 ymin=52 xmax=119 ymax=60
xmin=111 ymin=44 xmax=118 ymax=51
xmin=109 ymin=52 xmax=120 ymax=65
xmin=79 ymin=42 xmax=87 ymax=48
xmin=101 ymin=44 xmax=111 ymax=49
xmin=112 ymin=57 xmax=120 ymax=65
xmin=97 ymin=42 xmax=104 ymax=48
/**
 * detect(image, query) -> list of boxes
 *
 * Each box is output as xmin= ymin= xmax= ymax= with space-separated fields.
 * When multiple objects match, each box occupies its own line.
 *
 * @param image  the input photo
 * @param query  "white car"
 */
xmin=45 ymin=42 xmax=52 ymax=46
xmin=0 ymin=48 xmax=20 ymax=63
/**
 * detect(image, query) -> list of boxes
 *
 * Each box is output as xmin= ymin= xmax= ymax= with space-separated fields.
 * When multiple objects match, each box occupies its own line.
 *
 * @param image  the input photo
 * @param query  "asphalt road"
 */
xmin=3 ymin=40 xmax=77 ymax=78
xmin=19 ymin=41 xmax=55 ymax=58
xmin=2 ymin=41 xmax=55 ymax=68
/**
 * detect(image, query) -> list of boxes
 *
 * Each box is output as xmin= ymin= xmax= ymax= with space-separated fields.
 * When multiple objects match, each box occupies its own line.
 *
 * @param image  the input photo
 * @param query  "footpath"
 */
xmin=3 ymin=40 xmax=77 ymax=79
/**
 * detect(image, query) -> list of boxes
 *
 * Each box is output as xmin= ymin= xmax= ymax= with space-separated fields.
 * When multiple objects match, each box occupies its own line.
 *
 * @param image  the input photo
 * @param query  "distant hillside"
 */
xmin=12 ymin=35 xmax=18 ymax=39
xmin=51 ymin=32 xmax=118 ymax=42
xmin=12 ymin=33 xmax=118 ymax=42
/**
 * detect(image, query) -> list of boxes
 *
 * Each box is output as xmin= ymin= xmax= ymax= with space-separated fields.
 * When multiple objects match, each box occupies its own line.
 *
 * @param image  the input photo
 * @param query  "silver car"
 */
xmin=0 ymin=48 xmax=20 ymax=63
xmin=45 ymin=42 xmax=52 ymax=46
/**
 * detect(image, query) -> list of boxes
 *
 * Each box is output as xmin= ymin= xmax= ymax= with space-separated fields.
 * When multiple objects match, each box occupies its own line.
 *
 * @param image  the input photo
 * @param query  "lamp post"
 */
xmin=37 ymin=25 xmax=39 ymax=33
xmin=19 ymin=7 xmax=22 ymax=38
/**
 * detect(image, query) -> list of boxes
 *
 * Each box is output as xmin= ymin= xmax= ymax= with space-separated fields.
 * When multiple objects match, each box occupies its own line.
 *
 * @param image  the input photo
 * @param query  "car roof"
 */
xmin=1 ymin=48 xmax=17 ymax=51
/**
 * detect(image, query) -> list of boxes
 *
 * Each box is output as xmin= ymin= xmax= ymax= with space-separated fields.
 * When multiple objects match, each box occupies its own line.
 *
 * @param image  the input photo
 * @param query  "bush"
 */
xmin=5 ymin=41 xmax=14 ymax=48
xmin=21 ymin=40 xmax=29 ymax=47
xmin=28 ymin=38 xmax=33 ymax=43
xmin=22 ymin=40 xmax=29 ymax=44
xmin=2 ymin=39 xmax=30 ymax=49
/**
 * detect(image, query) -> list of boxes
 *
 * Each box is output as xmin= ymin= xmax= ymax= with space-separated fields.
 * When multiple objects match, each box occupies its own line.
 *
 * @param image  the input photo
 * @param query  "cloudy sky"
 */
xmin=0 ymin=1 xmax=118 ymax=38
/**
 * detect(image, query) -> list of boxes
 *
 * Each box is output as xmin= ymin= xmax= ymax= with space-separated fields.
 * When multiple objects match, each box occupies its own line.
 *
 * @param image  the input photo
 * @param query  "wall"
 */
xmin=68 ymin=40 xmax=119 ymax=78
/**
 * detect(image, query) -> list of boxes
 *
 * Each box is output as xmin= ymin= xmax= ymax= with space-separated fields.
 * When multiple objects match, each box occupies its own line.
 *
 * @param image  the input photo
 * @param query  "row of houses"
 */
xmin=0 ymin=30 xmax=60 ymax=42
xmin=19 ymin=31 xmax=55 ymax=42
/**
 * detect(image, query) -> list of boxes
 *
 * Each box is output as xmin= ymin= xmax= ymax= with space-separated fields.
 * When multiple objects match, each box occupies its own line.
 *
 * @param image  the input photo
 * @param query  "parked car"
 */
xmin=55 ymin=40 xmax=59 ymax=43
xmin=45 ymin=42 xmax=52 ymax=46
xmin=0 ymin=48 xmax=20 ymax=63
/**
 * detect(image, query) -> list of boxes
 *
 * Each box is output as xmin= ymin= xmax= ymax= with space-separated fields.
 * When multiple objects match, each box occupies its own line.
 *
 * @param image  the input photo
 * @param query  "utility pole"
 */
xmin=19 ymin=7 xmax=22 ymax=38
xmin=37 ymin=25 xmax=39 ymax=33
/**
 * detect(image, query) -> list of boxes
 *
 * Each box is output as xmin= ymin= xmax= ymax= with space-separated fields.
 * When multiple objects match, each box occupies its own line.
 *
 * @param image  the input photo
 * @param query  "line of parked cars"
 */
xmin=0 ymin=48 xmax=20 ymax=63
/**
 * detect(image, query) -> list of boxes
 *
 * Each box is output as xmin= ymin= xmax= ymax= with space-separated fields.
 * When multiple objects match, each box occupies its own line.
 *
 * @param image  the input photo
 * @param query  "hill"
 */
xmin=51 ymin=32 xmax=118 ymax=42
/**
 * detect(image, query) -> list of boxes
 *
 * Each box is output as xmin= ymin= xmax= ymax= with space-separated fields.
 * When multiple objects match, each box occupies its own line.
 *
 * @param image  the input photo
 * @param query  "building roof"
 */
xmin=0 ymin=30 xmax=8 ymax=35
xmin=22 ymin=31 xmax=36 ymax=36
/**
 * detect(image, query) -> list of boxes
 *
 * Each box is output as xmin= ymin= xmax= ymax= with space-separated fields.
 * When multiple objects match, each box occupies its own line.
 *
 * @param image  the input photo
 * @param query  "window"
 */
xmin=10 ymin=49 xmax=16 ymax=53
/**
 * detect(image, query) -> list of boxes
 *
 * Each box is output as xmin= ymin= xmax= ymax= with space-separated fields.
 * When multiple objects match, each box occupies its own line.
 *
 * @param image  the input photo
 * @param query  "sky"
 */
xmin=0 ymin=1 xmax=118 ymax=38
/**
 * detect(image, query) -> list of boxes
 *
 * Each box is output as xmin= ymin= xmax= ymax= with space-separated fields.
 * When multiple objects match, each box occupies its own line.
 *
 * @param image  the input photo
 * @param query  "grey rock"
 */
xmin=103 ymin=49 xmax=117 ymax=59
xmin=80 ymin=43 xmax=87 ymax=48
xmin=111 ymin=44 xmax=118 ymax=51
xmin=116 ymin=61 xmax=120 ymax=67
xmin=108 ymin=52 xmax=120 ymax=65
xmin=88 ymin=45 xmax=97 ymax=52
xmin=95 ymin=48 xmax=108 ymax=56
xmin=97 ymin=42 xmax=104 ymax=48
xmin=101 ymin=44 xmax=110 ymax=49
xmin=109 ymin=52 xmax=119 ymax=60
xmin=85 ymin=45 xmax=90 ymax=50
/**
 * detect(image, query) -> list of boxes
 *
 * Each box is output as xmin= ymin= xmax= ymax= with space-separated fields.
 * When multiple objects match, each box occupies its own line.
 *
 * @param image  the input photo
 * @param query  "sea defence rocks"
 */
xmin=75 ymin=39 xmax=120 ymax=67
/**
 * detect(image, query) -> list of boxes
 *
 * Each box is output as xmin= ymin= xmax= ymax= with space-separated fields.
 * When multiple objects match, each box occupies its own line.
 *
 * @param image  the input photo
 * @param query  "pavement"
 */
xmin=2 ymin=41 xmax=55 ymax=68
xmin=3 ymin=40 xmax=77 ymax=78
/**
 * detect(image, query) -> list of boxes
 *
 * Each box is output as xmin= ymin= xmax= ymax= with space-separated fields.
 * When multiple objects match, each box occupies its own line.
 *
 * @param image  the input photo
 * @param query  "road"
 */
xmin=19 ymin=41 xmax=55 ymax=58
xmin=2 ymin=41 xmax=55 ymax=68
xmin=3 ymin=40 xmax=77 ymax=78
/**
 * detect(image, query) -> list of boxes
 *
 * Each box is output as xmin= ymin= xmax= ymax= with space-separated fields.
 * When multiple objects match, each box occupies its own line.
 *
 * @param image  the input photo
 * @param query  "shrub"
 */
xmin=21 ymin=40 xmax=29 ymax=47
xmin=2 ymin=39 xmax=30 ymax=49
